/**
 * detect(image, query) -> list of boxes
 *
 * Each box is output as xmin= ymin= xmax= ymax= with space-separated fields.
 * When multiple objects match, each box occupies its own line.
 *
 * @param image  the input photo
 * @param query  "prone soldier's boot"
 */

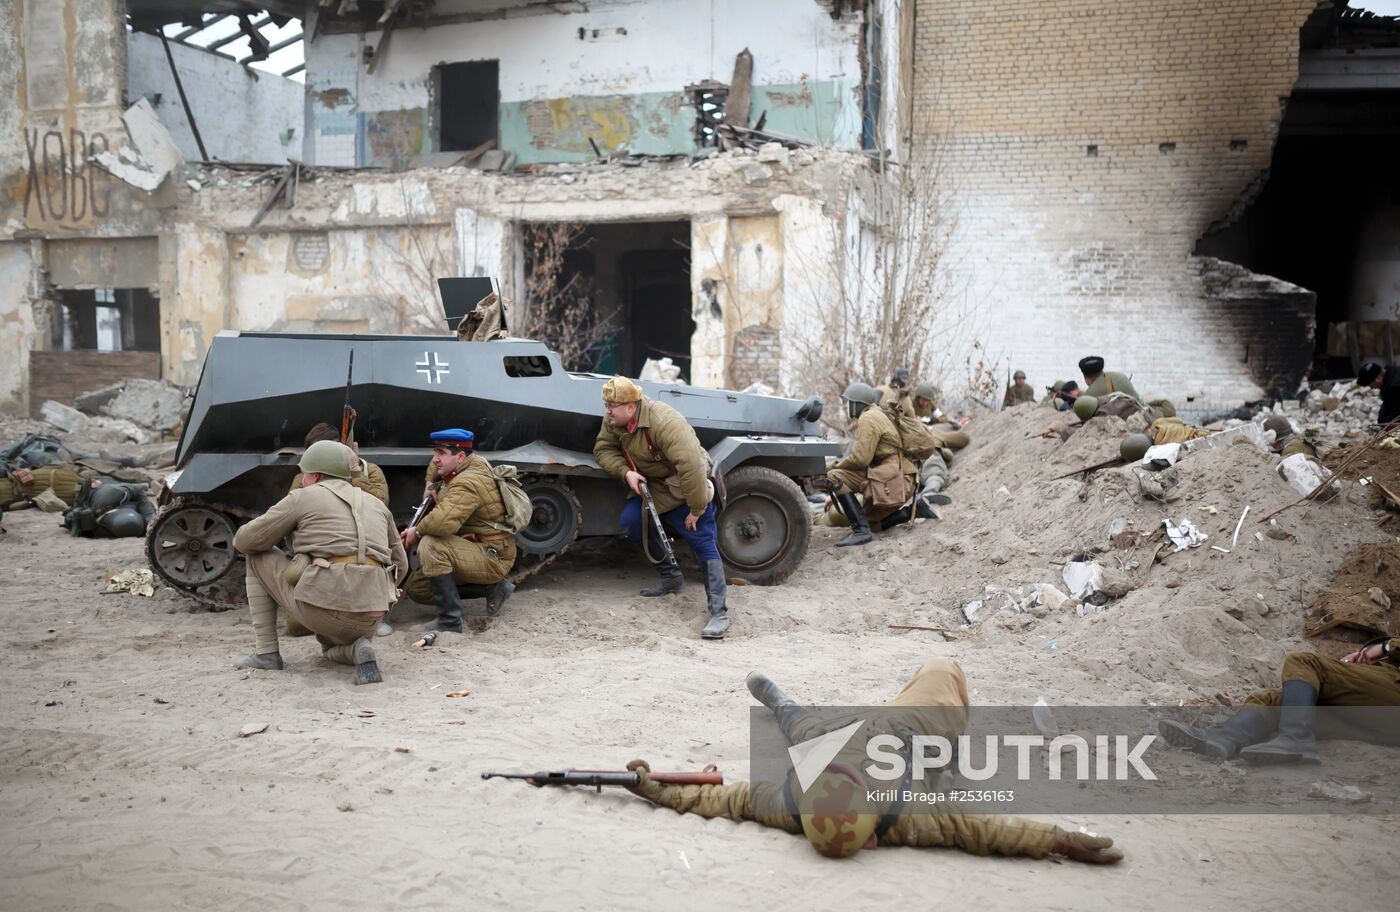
xmin=746 ymin=672 xmax=814 ymax=744
xmin=1240 ymin=681 xmax=1323 ymax=764
xmin=237 ymin=573 xmax=285 ymax=671
xmin=875 ymin=505 xmax=912 ymax=532
xmin=428 ymin=573 xmax=465 ymax=633
xmin=834 ymin=493 xmax=873 ymax=547
xmin=700 ymin=559 xmax=730 ymax=640
xmin=640 ymin=559 xmax=684 ymax=597
xmin=1158 ymin=707 xmax=1273 ymax=760
xmin=458 ymin=579 xmax=515 ymax=617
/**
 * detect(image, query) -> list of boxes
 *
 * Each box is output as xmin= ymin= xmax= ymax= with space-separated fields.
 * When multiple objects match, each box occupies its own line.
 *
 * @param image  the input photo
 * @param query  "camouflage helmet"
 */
xmin=1262 ymin=415 xmax=1294 ymax=441
xmin=842 ymin=382 xmax=881 ymax=407
xmin=97 ymin=505 xmax=148 ymax=538
xmin=298 ymin=440 xmax=353 ymax=480
xmin=1072 ymin=394 xmax=1099 ymax=421
xmin=912 ymin=381 xmax=939 ymax=403
xmin=798 ymin=768 xmax=880 ymax=859
xmin=1119 ymin=433 xmax=1153 ymax=462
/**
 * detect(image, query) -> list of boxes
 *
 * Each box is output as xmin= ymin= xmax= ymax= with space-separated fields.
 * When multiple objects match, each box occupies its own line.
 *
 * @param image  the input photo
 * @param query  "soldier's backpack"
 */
xmin=883 ymin=399 xmax=939 ymax=462
xmin=480 ymin=463 xmax=535 ymax=535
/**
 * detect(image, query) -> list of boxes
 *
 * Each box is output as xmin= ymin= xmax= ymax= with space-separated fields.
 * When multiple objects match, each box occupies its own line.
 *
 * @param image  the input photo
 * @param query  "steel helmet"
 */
xmin=298 ymin=440 xmax=353 ymax=479
xmin=1119 ymin=433 xmax=1153 ymax=462
xmin=90 ymin=482 xmax=138 ymax=513
xmin=913 ymin=381 xmax=939 ymax=402
xmin=1072 ymin=394 xmax=1099 ymax=421
xmin=97 ymin=505 xmax=147 ymax=538
xmin=1262 ymin=415 xmax=1294 ymax=440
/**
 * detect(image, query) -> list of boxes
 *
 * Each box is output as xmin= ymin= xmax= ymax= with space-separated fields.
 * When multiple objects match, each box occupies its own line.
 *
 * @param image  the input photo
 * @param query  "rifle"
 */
xmin=407 ymin=495 xmax=434 ymax=529
xmin=340 ymin=351 xmax=357 ymax=444
xmin=1050 ymin=457 xmax=1125 ymax=480
xmin=481 ymin=767 xmax=723 ymax=793
xmin=638 ymin=480 xmax=679 ymax=567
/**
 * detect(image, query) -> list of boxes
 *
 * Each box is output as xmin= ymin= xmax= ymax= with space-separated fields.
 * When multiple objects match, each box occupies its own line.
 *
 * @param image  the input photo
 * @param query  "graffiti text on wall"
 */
xmin=23 ymin=129 xmax=111 ymax=223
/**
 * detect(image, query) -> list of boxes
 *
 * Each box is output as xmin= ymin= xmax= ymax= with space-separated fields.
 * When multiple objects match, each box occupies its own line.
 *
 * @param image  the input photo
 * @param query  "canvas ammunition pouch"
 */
xmin=866 ymin=456 xmax=911 ymax=509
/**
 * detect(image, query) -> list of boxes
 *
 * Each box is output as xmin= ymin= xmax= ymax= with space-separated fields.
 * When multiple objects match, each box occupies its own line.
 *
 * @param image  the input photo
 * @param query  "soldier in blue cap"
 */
xmin=401 ymin=428 xmax=515 ymax=633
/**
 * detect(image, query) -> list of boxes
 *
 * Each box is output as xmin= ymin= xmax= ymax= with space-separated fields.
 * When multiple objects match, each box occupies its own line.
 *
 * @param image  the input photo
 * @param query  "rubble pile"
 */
xmin=1271 ymin=382 xmax=1380 ymax=438
xmin=827 ymin=400 xmax=1396 ymax=703
xmin=40 ymin=379 xmax=188 ymax=445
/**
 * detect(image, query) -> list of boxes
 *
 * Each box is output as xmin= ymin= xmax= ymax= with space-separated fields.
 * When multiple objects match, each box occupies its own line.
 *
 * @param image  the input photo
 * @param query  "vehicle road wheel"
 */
xmin=717 ymin=466 xmax=811 ymax=586
xmin=147 ymin=504 xmax=241 ymax=590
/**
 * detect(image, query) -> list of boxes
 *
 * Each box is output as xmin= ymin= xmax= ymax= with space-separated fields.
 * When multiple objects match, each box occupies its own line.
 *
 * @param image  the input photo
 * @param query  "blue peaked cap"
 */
xmin=430 ymin=428 xmax=474 ymax=448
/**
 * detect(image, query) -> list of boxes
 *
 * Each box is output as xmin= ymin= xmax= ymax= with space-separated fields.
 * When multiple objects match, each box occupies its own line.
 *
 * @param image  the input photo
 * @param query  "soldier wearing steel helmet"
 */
xmin=232 ymin=440 xmax=407 ymax=686
xmin=592 ymin=375 xmax=730 ymax=640
xmin=826 ymin=381 xmax=917 ymax=545
xmin=1002 ymin=369 xmax=1036 ymax=407
xmin=619 ymin=658 xmax=1122 ymax=864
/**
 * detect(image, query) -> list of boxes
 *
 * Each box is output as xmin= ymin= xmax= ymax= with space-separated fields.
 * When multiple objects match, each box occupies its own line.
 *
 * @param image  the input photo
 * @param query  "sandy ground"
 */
xmin=3 ymin=403 xmax=1400 ymax=910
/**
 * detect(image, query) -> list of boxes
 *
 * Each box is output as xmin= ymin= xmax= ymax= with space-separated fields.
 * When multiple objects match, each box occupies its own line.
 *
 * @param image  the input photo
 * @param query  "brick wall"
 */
xmin=729 ymin=323 xmax=783 ymax=391
xmin=912 ymin=0 xmax=1320 ymax=401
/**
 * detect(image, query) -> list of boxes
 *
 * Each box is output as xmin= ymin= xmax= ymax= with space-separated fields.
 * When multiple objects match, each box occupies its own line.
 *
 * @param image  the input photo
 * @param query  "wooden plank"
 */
xmin=28 ymin=350 xmax=161 ymax=418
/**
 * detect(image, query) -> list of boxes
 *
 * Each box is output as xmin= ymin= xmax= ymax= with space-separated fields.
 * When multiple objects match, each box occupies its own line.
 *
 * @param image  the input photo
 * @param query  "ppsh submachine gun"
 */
xmin=482 ymin=766 xmax=722 ymax=793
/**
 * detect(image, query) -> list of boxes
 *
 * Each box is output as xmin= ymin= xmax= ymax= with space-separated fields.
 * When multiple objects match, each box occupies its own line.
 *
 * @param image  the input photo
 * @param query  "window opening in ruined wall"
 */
xmin=53 ymin=288 xmax=160 ymax=353
xmin=693 ymin=84 xmax=728 ymax=147
xmin=434 ymin=60 xmax=500 ymax=152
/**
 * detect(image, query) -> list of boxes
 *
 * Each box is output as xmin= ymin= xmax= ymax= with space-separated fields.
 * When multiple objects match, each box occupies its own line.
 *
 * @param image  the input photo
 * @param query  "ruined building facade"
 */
xmin=1 ymin=0 xmax=1398 ymax=416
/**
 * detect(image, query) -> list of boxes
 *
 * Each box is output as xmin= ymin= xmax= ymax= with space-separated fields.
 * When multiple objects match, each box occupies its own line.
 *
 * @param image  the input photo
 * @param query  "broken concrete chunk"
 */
xmin=40 ymin=400 xmax=90 ymax=433
xmin=1277 ymin=453 xmax=1337 ymax=500
xmin=1369 ymin=587 xmax=1391 ymax=609
xmin=239 ymin=722 xmax=269 ymax=738
xmin=101 ymin=379 xmax=186 ymax=432
xmin=89 ymin=417 xmax=155 ymax=445
xmin=1098 ymin=567 xmax=1136 ymax=598
xmin=74 ymin=382 xmax=127 ymax=415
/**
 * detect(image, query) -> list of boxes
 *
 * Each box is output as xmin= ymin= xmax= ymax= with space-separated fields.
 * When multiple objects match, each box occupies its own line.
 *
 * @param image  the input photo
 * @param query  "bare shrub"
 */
xmin=518 ymin=222 xmax=617 ymax=372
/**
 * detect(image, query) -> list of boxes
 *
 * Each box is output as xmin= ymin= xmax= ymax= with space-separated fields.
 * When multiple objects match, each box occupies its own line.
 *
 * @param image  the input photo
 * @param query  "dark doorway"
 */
xmin=435 ymin=60 xmax=499 ymax=152
xmin=522 ymin=221 xmax=692 ymax=377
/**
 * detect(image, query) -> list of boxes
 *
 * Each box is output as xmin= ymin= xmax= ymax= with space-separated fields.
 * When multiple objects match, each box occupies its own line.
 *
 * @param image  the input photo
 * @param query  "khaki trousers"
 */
xmin=404 ymin=534 xmax=515 ymax=603
xmin=246 ymin=551 xmax=381 ymax=647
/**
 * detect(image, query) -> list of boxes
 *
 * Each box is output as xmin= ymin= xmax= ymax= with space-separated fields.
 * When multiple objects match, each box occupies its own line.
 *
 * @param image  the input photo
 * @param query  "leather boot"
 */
xmin=1241 ymin=681 xmax=1322 ymax=764
xmin=700 ymin=559 xmax=730 ymax=639
xmin=428 ymin=574 xmax=465 ymax=633
xmin=746 ymin=672 xmax=813 ymax=745
xmin=1158 ymin=707 xmax=1274 ymax=760
xmin=640 ymin=559 xmax=684 ymax=597
xmin=834 ymin=493 xmax=873 ymax=547
xmin=485 ymin=579 xmax=515 ymax=617
xmin=875 ymin=505 xmax=912 ymax=532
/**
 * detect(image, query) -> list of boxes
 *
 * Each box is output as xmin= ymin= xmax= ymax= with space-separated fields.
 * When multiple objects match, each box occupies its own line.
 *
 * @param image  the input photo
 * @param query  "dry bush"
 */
xmin=518 ymin=222 xmax=617 ymax=372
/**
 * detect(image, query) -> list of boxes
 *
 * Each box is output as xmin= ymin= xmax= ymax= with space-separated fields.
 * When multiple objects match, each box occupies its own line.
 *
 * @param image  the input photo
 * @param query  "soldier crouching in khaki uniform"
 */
xmin=1160 ymin=638 xmax=1400 ymax=764
xmin=402 ymin=428 xmax=516 ymax=633
xmin=620 ymin=658 xmax=1121 ymax=864
xmin=593 ymin=376 xmax=729 ymax=639
xmin=233 ymin=441 xmax=407 ymax=685
xmin=826 ymin=382 xmax=917 ymax=547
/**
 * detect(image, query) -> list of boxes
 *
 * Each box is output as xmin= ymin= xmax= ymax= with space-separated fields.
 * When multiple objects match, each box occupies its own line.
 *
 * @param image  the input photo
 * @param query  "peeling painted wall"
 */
xmin=0 ymin=241 xmax=37 ymax=413
xmin=306 ymin=0 xmax=864 ymax=166
xmin=126 ymin=32 xmax=302 ymax=164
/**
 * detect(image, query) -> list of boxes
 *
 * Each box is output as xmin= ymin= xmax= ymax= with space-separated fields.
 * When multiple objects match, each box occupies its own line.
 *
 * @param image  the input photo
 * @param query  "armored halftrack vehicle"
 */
xmin=148 ymin=330 xmax=838 ymax=594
